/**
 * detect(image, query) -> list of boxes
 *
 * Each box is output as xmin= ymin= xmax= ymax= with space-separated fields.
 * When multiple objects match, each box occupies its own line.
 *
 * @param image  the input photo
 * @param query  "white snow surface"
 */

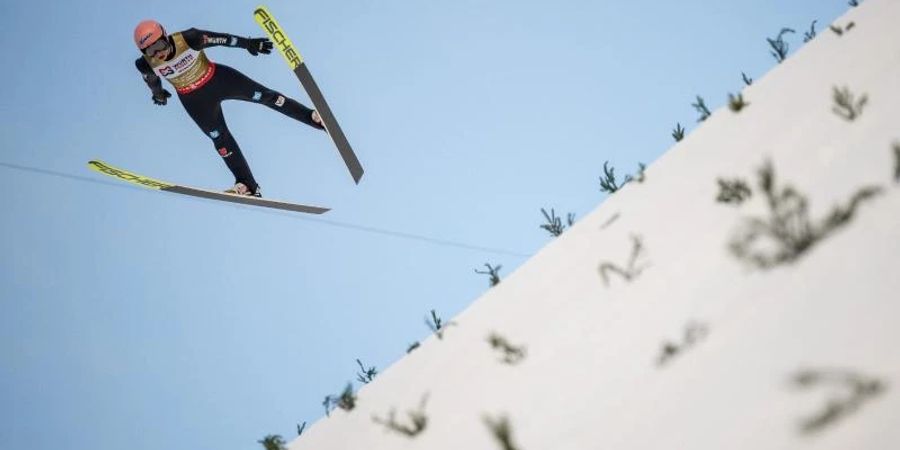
xmin=292 ymin=1 xmax=900 ymax=449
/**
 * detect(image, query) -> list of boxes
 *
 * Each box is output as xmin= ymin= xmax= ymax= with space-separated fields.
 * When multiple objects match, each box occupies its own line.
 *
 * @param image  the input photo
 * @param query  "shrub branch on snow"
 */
xmin=848 ymin=0 xmax=861 ymax=7
xmin=832 ymin=86 xmax=868 ymax=121
xmin=716 ymin=178 xmax=753 ymax=205
xmin=425 ymin=309 xmax=455 ymax=340
xmin=483 ymin=414 xmax=521 ymax=450
xmin=728 ymin=159 xmax=882 ymax=269
xmin=656 ymin=321 xmax=710 ymax=368
xmin=372 ymin=394 xmax=429 ymax=438
xmin=406 ymin=341 xmax=421 ymax=353
xmin=626 ymin=163 xmax=647 ymax=184
xmin=600 ymin=161 xmax=646 ymax=194
xmin=672 ymin=123 xmax=686 ymax=142
xmin=257 ymin=435 xmax=287 ymax=450
xmin=540 ymin=208 xmax=575 ymax=237
xmin=728 ymin=93 xmax=749 ymax=112
xmin=830 ymin=21 xmax=856 ymax=36
xmin=296 ymin=422 xmax=306 ymax=436
xmin=323 ymin=383 xmax=357 ymax=416
xmin=742 ymin=72 xmax=753 ymax=86
xmin=356 ymin=358 xmax=377 ymax=384
xmin=767 ymin=28 xmax=795 ymax=63
xmin=599 ymin=161 xmax=624 ymax=193
xmin=692 ymin=96 xmax=711 ymax=122
xmin=476 ymin=263 xmax=503 ymax=287
xmin=488 ymin=333 xmax=527 ymax=365
xmin=791 ymin=368 xmax=886 ymax=435
xmin=803 ymin=20 xmax=818 ymax=43
xmin=598 ymin=234 xmax=649 ymax=287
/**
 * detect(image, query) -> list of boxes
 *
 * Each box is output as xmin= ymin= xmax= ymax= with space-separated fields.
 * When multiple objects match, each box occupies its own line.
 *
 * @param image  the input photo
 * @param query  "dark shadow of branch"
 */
xmin=373 ymin=394 xmax=429 ymax=438
xmin=717 ymin=178 xmax=753 ymax=205
xmin=791 ymin=368 xmax=886 ymax=435
xmin=599 ymin=234 xmax=649 ymax=287
xmin=729 ymin=159 xmax=882 ymax=269
xmin=832 ymin=86 xmax=868 ymax=121
xmin=483 ymin=414 xmax=521 ymax=450
xmin=488 ymin=333 xmax=527 ymax=365
xmin=892 ymin=142 xmax=900 ymax=182
xmin=600 ymin=212 xmax=621 ymax=230
xmin=656 ymin=321 xmax=710 ymax=368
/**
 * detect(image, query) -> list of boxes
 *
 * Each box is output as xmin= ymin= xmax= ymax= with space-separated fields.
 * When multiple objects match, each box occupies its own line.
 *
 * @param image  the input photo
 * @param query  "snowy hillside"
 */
xmin=288 ymin=1 xmax=900 ymax=448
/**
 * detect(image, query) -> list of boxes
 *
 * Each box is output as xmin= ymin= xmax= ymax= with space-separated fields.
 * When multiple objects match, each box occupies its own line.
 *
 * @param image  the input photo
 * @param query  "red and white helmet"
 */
xmin=133 ymin=19 xmax=166 ymax=50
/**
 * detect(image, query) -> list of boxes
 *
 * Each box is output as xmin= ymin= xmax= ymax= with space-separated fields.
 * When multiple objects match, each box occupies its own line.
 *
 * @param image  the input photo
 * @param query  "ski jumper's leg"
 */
xmin=215 ymin=64 xmax=324 ymax=130
xmin=178 ymin=82 xmax=260 ymax=191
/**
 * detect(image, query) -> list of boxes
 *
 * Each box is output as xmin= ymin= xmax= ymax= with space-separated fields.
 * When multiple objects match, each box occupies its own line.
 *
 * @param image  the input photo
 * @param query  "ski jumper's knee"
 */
xmin=254 ymin=90 xmax=321 ymax=129
xmin=252 ymin=89 xmax=288 ymax=108
xmin=207 ymin=128 xmax=238 ymax=159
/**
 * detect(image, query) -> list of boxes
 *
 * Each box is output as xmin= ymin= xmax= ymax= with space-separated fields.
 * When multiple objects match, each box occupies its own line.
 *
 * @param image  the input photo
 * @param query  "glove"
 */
xmin=246 ymin=37 xmax=273 ymax=56
xmin=152 ymin=89 xmax=172 ymax=106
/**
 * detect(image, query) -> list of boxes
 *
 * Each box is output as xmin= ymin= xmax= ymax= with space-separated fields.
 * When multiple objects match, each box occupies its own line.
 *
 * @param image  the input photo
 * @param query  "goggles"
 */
xmin=143 ymin=38 xmax=169 ymax=57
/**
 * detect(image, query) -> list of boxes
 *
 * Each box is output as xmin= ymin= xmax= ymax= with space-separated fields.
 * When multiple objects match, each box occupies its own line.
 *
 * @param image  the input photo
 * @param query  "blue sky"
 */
xmin=0 ymin=1 xmax=851 ymax=449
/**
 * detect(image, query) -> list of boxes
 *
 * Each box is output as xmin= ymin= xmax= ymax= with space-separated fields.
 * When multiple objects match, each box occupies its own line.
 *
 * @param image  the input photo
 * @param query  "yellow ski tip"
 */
xmin=253 ymin=5 xmax=305 ymax=69
xmin=87 ymin=159 xmax=173 ymax=190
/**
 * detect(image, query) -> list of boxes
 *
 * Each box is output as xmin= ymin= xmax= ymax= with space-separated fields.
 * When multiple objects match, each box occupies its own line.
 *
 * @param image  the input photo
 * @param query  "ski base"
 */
xmin=87 ymin=160 xmax=330 ymax=214
xmin=254 ymin=5 xmax=364 ymax=184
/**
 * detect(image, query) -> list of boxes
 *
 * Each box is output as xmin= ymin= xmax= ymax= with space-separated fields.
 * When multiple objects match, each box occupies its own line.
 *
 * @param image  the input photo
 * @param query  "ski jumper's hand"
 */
xmin=152 ymin=89 xmax=172 ymax=105
xmin=246 ymin=37 xmax=273 ymax=56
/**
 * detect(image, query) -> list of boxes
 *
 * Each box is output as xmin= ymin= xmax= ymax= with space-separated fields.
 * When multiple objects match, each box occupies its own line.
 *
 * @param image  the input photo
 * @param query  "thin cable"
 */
xmin=0 ymin=161 xmax=532 ymax=258
xmin=0 ymin=161 xmax=142 ymax=191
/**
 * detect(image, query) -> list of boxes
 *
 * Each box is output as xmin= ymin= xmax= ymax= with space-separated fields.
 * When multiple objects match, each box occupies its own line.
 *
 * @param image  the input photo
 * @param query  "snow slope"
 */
xmin=290 ymin=1 xmax=900 ymax=448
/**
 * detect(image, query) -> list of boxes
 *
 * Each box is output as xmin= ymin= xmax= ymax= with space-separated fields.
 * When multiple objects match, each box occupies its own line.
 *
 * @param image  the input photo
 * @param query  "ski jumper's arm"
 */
xmin=135 ymin=57 xmax=165 ymax=93
xmin=134 ymin=57 xmax=171 ymax=105
xmin=180 ymin=28 xmax=260 ymax=52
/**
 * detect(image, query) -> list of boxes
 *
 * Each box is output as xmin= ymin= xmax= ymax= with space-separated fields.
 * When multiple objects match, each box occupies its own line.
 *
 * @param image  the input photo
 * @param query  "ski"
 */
xmin=87 ymin=160 xmax=330 ymax=214
xmin=253 ymin=5 xmax=364 ymax=184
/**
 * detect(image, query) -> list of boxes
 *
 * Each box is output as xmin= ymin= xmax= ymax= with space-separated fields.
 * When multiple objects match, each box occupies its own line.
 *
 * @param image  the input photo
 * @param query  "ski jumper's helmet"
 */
xmin=134 ymin=20 xmax=166 ymax=50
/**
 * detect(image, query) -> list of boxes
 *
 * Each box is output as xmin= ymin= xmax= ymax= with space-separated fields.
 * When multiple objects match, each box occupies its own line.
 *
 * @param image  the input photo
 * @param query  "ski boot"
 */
xmin=224 ymin=182 xmax=262 ymax=197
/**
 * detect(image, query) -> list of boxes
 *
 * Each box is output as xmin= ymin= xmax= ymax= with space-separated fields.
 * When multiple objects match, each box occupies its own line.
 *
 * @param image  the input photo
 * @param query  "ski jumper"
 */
xmin=135 ymin=28 xmax=323 ymax=192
